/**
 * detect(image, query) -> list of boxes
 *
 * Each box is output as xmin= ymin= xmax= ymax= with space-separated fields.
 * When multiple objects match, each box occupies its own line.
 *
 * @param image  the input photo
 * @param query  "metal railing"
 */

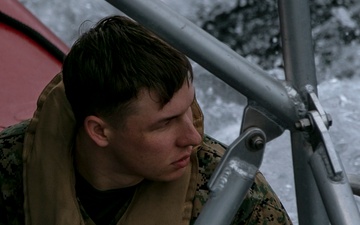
xmin=105 ymin=0 xmax=360 ymax=224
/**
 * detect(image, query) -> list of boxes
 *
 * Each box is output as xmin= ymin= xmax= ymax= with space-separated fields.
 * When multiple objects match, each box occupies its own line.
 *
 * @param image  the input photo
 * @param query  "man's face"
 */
xmin=106 ymin=81 xmax=202 ymax=183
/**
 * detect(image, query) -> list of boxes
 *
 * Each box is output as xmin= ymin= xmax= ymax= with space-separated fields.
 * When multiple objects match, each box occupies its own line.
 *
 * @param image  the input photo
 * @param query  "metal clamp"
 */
xmin=294 ymin=90 xmax=342 ymax=180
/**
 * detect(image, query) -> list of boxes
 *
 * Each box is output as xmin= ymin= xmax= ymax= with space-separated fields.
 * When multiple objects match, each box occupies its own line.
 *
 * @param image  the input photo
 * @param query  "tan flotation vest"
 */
xmin=23 ymin=73 xmax=204 ymax=225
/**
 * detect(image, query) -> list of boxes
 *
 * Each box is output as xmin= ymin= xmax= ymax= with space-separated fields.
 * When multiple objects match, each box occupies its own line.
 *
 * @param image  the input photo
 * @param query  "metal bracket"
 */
xmin=241 ymin=103 xmax=285 ymax=143
xmin=293 ymin=90 xmax=360 ymax=225
xmin=194 ymin=127 xmax=266 ymax=225
xmin=295 ymin=90 xmax=332 ymax=131
xmin=295 ymin=90 xmax=342 ymax=180
xmin=308 ymin=110 xmax=343 ymax=180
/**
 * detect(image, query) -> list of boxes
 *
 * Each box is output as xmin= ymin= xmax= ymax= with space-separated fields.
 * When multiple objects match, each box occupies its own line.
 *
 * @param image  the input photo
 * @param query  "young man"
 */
xmin=0 ymin=16 xmax=292 ymax=225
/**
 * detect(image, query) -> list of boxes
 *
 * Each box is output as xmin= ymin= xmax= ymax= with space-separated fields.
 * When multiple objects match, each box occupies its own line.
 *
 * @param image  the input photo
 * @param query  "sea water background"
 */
xmin=19 ymin=0 xmax=360 ymax=224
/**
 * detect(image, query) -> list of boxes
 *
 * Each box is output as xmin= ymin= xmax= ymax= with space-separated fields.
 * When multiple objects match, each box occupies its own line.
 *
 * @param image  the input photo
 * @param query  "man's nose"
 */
xmin=176 ymin=114 xmax=202 ymax=147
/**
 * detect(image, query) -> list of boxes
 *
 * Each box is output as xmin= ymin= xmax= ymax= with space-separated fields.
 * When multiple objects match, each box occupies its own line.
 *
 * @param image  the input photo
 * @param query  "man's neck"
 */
xmin=74 ymin=129 xmax=143 ymax=191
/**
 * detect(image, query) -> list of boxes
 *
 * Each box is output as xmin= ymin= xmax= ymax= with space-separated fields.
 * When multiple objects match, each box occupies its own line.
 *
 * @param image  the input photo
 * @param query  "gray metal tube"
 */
xmin=194 ymin=128 xmax=265 ymax=225
xmin=105 ymin=0 xmax=299 ymax=128
xmin=278 ymin=0 xmax=317 ymax=94
xmin=194 ymin=168 xmax=253 ymax=225
xmin=348 ymin=174 xmax=360 ymax=196
xmin=278 ymin=0 xmax=328 ymax=224
xmin=290 ymin=132 xmax=329 ymax=225
xmin=310 ymin=146 xmax=360 ymax=225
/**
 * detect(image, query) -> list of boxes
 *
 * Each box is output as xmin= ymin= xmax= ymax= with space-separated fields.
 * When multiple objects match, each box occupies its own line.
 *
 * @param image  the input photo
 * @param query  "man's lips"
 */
xmin=172 ymin=155 xmax=191 ymax=168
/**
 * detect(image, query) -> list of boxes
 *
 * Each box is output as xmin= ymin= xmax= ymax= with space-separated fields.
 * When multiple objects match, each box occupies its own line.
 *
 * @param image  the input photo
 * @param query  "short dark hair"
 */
xmin=62 ymin=16 xmax=193 ymax=128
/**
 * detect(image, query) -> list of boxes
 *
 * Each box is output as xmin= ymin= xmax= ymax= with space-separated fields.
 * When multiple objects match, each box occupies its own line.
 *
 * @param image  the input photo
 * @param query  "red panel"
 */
xmin=0 ymin=0 xmax=69 ymax=53
xmin=0 ymin=0 xmax=70 ymax=129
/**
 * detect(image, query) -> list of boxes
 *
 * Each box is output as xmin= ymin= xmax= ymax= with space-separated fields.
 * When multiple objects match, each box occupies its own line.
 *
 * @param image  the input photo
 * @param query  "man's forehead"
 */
xmin=133 ymin=81 xmax=194 ymax=114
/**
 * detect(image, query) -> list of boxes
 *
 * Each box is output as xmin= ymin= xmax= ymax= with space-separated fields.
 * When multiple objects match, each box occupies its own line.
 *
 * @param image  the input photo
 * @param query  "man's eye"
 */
xmin=154 ymin=120 xmax=171 ymax=130
xmin=163 ymin=119 xmax=171 ymax=126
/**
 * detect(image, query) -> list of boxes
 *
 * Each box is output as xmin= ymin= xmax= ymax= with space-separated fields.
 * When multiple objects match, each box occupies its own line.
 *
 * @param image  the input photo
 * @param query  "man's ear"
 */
xmin=83 ymin=115 xmax=111 ymax=147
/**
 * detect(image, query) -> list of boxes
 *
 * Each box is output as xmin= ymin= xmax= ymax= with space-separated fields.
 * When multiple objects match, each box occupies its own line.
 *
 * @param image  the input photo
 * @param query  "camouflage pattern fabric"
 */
xmin=0 ymin=122 xmax=292 ymax=225
xmin=192 ymin=136 xmax=292 ymax=225
xmin=0 ymin=120 xmax=29 ymax=225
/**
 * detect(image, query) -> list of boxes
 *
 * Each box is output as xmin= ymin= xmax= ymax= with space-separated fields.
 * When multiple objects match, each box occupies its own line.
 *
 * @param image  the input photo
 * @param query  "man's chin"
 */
xmin=154 ymin=165 xmax=189 ymax=182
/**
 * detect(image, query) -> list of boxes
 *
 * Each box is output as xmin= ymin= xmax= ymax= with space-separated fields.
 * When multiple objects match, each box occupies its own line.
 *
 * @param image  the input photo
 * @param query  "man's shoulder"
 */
xmin=0 ymin=120 xmax=28 ymax=169
xmin=232 ymin=171 xmax=292 ymax=224
xmin=192 ymin=135 xmax=292 ymax=224
xmin=0 ymin=120 xmax=29 ymax=141
xmin=196 ymin=135 xmax=226 ymax=176
xmin=0 ymin=120 xmax=29 ymax=225
xmin=192 ymin=135 xmax=226 ymax=219
xmin=0 ymin=119 xmax=28 ymax=167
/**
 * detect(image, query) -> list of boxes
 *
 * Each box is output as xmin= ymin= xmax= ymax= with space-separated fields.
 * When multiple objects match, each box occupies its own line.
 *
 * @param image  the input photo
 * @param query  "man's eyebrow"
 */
xmin=148 ymin=115 xmax=177 ymax=130
xmin=153 ymin=92 xmax=195 ymax=125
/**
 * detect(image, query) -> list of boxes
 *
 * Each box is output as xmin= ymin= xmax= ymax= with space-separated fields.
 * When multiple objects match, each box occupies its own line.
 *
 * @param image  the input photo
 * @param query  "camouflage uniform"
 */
xmin=0 ymin=120 xmax=28 ymax=225
xmin=192 ymin=136 xmax=292 ymax=224
xmin=0 ymin=120 xmax=292 ymax=225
